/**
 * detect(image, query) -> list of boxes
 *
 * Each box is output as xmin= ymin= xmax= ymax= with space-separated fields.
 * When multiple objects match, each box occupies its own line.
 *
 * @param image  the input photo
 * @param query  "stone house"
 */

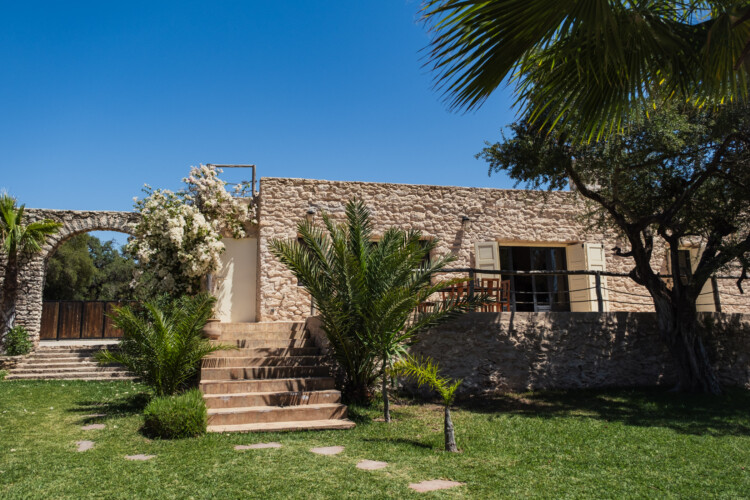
xmin=4 ymin=176 xmax=750 ymax=401
xmin=212 ymin=176 xmax=750 ymax=324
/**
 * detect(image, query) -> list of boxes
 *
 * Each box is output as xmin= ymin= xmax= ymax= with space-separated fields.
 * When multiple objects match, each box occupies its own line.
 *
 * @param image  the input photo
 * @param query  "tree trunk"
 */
xmin=444 ymin=405 xmax=458 ymax=452
xmin=1 ymin=254 xmax=18 ymax=338
xmin=382 ymin=356 xmax=391 ymax=423
xmin=653 ymin=296 xmax=722 ymax=395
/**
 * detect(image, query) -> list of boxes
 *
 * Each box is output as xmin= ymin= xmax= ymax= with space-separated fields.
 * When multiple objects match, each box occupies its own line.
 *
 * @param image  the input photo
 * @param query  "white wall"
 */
xmin=215 ymin=238 xmax=258 ymax=323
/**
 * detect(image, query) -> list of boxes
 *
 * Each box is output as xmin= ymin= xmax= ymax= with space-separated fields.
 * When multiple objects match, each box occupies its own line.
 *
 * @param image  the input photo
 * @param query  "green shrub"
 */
xmin=4 ymin=326 xmax=33 ymax=356
xmin=0 ymin=369 xmax=8 ymax=380
xmin=96 ymin=293 xmax=234 ymax=396
xmin=143 ymin=389 xmax=207 ymax=439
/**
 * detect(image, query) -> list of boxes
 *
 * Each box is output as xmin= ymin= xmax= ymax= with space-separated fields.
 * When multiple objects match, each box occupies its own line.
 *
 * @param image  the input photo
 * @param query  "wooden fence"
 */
xmin=40 ymin=301 xmax=136 ymax=340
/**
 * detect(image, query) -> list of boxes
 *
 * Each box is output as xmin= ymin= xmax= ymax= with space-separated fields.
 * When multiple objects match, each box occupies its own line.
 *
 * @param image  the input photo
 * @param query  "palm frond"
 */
xmin=422 ymin=0 xmax=750 ymax=142
xmin=393 ymin=354 xmax=462 ymax=406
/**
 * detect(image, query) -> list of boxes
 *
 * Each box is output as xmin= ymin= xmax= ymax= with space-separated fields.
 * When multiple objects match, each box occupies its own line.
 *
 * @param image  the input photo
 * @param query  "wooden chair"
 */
xmin=440 ymin=282 xmax=469 ymax=303
xmin=479 ymin=278 xmax=511 ymax=312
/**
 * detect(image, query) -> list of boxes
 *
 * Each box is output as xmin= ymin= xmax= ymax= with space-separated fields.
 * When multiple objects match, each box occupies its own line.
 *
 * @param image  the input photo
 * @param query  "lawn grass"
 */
xmin=1 ymin=380 xmax=749 ymax=499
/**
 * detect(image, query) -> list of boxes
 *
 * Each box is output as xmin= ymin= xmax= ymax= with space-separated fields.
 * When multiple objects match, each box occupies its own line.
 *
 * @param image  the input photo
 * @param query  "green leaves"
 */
xmin=96 ymin=293 xmax=234 ymax=396
xmin=270 ymin=198 xmax=475 ymax=403
xmin=422 ymin=0 xmax=750 ymax=142
xmin=393 ymin=354 xmax=463 ymax=406
xmin=0 ymin=193 xmax=61 ymax=257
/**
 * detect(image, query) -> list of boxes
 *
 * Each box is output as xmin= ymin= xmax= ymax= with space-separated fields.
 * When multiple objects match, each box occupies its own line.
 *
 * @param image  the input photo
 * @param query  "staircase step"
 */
xmin=200 ymin=377 xmax=336 ymax=395
xmin=214 ymin=331 xmax=310 ymax=341
xmin=5 ymin=371 xmax=136 ymax=380
xmin=202 ymin=356 xmax=325 ymax=368
xmin=204 ymin=347 xmax=320 ymax=358
xmin=207 ymin=419 xmax=356 ymax=433
xmin=207 ymin=403 xmax=347 ymax=426
xmin=200 ymin=366 xmax=329 ymax=380
xmin=15 ymin=361 xmax=114 ymax=370
xmin=209 ymin=322 xmax=305 ymax=334
xmin=211 ymin=339 xmax=315 ymax=349
xmin=29 ymin=350 xmax=103 ymax=357
xmin=9 ymin=366 xmax=126 ymax=375
xmin=204 ymin=390 xmax=342 ymax=409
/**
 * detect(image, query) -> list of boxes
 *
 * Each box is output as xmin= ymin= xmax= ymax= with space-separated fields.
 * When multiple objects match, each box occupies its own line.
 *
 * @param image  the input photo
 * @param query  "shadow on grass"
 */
xmin=69 ymin=392 xmax=152 ymax=422
xmin=346 ymin=405 xmax=375 ymax=425
xmin=453 ymin=387 xmax=750 ymax=437
xmin=361 ymin=437 xmax=432 ymax=449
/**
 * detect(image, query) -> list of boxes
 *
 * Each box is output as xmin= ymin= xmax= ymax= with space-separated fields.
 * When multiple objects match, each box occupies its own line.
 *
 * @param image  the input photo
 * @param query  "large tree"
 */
xmin=422 ymin=0 xmax=750 ymax=141
xmin=0 ymin=194 xmax=61 ymax=336
xmin=44 ymin=234 xmax=136 ymax=301
xmin=477 ymin=99 xmax=750 ymax=394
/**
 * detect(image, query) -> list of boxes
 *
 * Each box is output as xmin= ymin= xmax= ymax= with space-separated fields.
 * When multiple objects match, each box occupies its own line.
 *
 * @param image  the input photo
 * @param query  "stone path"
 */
xmin=125 ymin=454 xmax=155 ymax=461
xmin=408 ymin=480 xmax=465 ymax=492
xmin=356 ymin=460 xmax=387 ymax=471
xmin=310 ymin=446 xmax=344 ymax=455
xmin=75 ymin=440 xmax=95 ymax=452
xmin=80 ymin=424 xmax=105 ymax=431
xmin=235 ymin=442 xmax=282 ymax=450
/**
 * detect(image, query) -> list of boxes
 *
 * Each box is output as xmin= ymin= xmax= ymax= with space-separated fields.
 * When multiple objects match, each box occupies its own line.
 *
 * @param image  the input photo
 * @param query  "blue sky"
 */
xmin=1 ymin=1 xmax=517 ymax=244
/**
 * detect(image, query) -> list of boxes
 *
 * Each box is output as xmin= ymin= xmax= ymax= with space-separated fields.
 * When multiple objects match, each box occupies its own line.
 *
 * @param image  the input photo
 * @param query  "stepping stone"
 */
xmin=83 ymin=413 xmax=107 ymax=418
xmin=356 ymin=459 xmax=387 ymax=471
xmin=235 ymin=442 xmax=282 ymax=450
xmin=75 ymin=440 xmax=95 ymax=452
xmin=80 ymin=424 xmax=105 ymax=430
xmin=125 ymin=454 xmax=155 ymax=461
xmin=310 ymin=446 xmax=344 ymax=455
xmin=409 ymin=480 xmax=465 ymax=492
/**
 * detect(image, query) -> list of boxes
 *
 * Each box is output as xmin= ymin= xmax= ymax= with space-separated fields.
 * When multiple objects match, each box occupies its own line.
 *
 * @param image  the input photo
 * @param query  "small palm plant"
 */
xmin=394 ymin=355 xmax=463 ymax=452
xmin=0 ymin=193 xmax=61 ymax=337
xmin=96 ymin=293 xmax=233 ymax=396
xmin=270 ymin=198 xmax=479 ymax=420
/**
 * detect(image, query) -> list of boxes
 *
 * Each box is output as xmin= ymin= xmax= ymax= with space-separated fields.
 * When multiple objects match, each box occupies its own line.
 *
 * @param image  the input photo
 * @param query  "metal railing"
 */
xmin=436 ymin=268 xmax=746 ymax=313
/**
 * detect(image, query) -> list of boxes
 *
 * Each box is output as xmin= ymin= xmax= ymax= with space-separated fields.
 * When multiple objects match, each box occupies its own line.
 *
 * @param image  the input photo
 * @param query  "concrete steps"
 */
xmin=200 ymin=321 xmax=354 ymax=433
xmin=200 ymin=376 xmax=336 ymax=395
xmin=201 ymin=355 xmax=325 ymax=368
xmin=201 ymin=366 xmax=330 ymax=380
xmin=5 ymin=344 xmax=135 ymax=381
xmin=207 ymin=419 xmax=355 ymax=433
xmin=203 ymin=389 xmax=342 ymax=409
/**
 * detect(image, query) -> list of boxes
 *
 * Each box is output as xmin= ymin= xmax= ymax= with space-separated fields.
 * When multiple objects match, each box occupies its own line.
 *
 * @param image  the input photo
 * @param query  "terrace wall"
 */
xmin=408 ymin=311 xmax=750 ymax=395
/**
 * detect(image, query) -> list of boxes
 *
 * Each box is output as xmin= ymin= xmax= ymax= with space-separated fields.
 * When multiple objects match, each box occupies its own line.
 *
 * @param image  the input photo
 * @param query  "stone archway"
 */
xmin=9 ymin=209 xmax=141 ymax=345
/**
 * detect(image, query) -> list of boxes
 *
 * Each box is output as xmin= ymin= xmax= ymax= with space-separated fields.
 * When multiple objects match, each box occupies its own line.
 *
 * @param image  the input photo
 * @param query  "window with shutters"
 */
xmin=500 ymin=246 xmax=570 ymax=312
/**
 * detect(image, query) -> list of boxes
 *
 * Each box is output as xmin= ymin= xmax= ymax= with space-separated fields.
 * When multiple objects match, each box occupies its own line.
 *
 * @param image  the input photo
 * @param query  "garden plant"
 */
xmin=270 ymin=198 xmax=479 ymax=419
xmin=0 ymin=193 xmax=60 ymax=340
xmin=394 ymin=355 xmax=463 ymax=452
xmin=96 ymin=293 xmax=233 ymax=396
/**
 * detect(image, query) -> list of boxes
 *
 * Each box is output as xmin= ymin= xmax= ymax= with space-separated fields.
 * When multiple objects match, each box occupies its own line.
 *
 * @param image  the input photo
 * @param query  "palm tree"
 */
xmin=394 ymin=355 xmax=463 ymax=452
xmin=422 ymin=1 xmax=750 ymax=141
xmin=96 ymin=293 xmax=234 ymax=396
xmin=0 ymin=194 xmax=61 ymax=338
xmin=270 ymin=198 xmax=479 ymax=419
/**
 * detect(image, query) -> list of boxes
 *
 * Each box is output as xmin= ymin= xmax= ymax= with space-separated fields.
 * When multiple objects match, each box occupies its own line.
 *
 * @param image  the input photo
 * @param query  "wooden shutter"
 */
xmin=690 ymin=248 xmax=716 ymax=312
xmin=566 ymin=243 xmax=609 ymax=312
xmin=474 ymin=241 xmax=500 ymax=281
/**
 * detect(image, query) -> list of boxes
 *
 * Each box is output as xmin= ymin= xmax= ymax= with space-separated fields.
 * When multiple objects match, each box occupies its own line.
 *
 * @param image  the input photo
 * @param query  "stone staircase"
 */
xmin=5 ymin=344 xmax=135 ymax=381
xmin=200 ymin=321 xmax=355 ymax=433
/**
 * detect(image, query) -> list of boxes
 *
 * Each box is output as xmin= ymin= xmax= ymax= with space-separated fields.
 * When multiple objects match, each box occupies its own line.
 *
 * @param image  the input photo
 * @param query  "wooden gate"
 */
xmin=39 ymin=301 xmax=135 ymax=340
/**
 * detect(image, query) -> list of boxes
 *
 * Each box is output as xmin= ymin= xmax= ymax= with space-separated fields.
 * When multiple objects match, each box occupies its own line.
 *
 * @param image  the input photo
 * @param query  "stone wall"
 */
xmin=0 ymin=209 xmax=140 ymax=346
xmin=257 ymin=177 xmax=750 ymax=321
xmin=407 ymin=312 xmax=750 ymax=395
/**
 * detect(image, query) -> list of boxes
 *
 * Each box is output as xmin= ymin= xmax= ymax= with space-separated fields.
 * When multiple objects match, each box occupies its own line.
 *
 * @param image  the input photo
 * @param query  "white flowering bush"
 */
xmin=183 ymin=165 xmax=257 ymax=238
xmin=128 ymin=165 xmax=257 ymax=295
